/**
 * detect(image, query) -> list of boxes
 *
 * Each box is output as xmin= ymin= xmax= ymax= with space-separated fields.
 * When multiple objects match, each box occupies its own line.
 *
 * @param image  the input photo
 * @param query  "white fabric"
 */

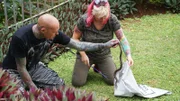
xmin=114 ymin=61 xmax=172 ymax=98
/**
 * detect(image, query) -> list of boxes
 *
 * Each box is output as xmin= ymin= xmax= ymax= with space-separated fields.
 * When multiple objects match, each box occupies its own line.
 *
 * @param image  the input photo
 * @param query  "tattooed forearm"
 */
xmin=66 ymin=39 xmax=108 ymax=51
xmin=15 ymin=57 xmax=36 ymax=88
xmin=119 ymin=37 xmax=131 ymax=56
xmin=115 ymin=28 xmax=131 ymax=56
xmin=115 ymin=28 xmax=124 ymax=39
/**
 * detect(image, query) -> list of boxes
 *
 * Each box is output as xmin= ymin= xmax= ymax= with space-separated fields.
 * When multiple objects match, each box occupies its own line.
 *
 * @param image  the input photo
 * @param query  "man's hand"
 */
xmin=104 ymin=39 xmax=119 ymax=48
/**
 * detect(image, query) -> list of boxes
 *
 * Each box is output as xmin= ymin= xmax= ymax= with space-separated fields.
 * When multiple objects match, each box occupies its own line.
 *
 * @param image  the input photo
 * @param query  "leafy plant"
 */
xmin=0 ymin=69 xmax=20 ymax=100
xmin=0 ymin=2 xmax=4 ymax=29
xmin=109 ymin=0 xmax=137 ymax=19
xmin=133 ymin=0 xmax=145 ymax=4
xmin=133 ymin=0 xmax=164 ymax=5
xmin=164 ymin=0 xmax=180 ymax=13
xmin=0 ymin=49 xmax=3 ymax=65
xmin=149 ymin=0 xmax=164 ymax=4
xmin=0 ymin=68 xmax=107 ymax=100
xmin=21 ymin=86 xmax=106 ymax=101
xmin=0 ymin=0 xmax=30 ymax=29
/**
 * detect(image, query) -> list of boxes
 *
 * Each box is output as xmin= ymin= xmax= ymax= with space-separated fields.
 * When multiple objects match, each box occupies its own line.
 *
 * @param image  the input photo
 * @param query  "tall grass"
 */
xmin=48 ymin=13 xmax=180 ymax=101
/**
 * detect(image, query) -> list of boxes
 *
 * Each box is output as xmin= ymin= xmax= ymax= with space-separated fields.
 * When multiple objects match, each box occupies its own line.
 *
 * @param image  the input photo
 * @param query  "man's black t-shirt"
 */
xmin=3 ymin=24 xmax=70 ymax=70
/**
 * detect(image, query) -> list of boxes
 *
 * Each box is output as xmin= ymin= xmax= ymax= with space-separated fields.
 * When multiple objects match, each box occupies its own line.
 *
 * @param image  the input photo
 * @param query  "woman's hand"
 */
xmin=127 ymin=55 xmax=134 ymax=66
xmin=81 ymin=53 xmax=90 ymax=67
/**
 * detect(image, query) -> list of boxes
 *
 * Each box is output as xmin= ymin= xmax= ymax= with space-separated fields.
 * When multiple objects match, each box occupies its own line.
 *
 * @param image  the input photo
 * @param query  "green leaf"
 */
xmin=0 ymin=69 xmax=5 ymax=78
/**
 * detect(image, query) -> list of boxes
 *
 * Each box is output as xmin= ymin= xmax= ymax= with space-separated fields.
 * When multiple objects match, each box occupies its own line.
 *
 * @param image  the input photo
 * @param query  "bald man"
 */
xmin=2 ymin=14 xmax=119 ymax=90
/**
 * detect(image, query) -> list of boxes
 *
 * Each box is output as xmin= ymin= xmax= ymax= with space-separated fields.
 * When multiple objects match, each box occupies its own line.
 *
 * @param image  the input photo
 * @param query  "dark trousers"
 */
xmin=72 ymin=55 xmax=116 ymax=87
xmin=6 ymin=62 xmax=65 ymax=90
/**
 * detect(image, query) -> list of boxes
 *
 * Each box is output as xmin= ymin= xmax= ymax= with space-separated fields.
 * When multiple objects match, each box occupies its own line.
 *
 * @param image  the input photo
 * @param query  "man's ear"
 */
xmin=40 ymin=27 xmax=46 ymax=33
xmin=39 ymin=27 xmax=46 ymax=38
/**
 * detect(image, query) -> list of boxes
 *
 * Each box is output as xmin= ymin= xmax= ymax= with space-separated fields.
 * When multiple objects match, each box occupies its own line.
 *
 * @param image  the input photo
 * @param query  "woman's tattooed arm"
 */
xmin=115 ymin=28 xmax=131 ymax=57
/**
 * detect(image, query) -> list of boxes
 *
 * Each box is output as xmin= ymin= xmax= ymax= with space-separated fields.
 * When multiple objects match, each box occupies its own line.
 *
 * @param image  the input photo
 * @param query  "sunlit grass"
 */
xmin=49 ymin=13 xmax=180 ymax=101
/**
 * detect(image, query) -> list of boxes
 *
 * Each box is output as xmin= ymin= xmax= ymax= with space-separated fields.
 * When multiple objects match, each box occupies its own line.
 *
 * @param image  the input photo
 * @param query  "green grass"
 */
xmin=48 ymin=13 xmax=180 ymax=101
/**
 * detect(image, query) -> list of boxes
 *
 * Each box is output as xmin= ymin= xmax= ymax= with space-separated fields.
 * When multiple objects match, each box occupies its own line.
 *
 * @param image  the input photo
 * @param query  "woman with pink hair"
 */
xmin=72 ymin=0 xmax=134 ymax=87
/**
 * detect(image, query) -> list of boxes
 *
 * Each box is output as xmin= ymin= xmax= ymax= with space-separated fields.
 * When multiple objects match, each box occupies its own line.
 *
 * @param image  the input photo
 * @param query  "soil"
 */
xmin=125 ymin=3 xmax=168 ymax=18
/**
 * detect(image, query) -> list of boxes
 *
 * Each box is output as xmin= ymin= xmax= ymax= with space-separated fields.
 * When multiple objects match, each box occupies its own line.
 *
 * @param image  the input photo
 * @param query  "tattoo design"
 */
xmin=115 ymin=28 xmax=131 ymax=56
xmin=15 ymin=58 xmax=26 ymax=68
xmin=15 ymin=57 xmax=32 ymax=85
xmin=115 ymin=29 xmax=123 ymax=39
xmin=66 ymin=39 xmax=107 ymax=51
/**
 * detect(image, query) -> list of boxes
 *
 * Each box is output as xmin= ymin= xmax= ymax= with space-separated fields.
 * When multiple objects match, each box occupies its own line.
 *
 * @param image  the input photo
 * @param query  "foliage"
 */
xmin=0 ymin=0 xmax=29 ymax=27
xmin=133 ymin=0 xmax=180 ymax=13
xmin=0 ymin=3 xmax=4 ymax=29
xmin=0 ymin=49 xmax=2 ymax=65
xmin=149 ymin=0 xmax=164 ymax=4
xmin=164 ymin=0 xmax=180 ymax=13
xmin=109 ymin=0 xmax=137 ymax=19
xmin=133 ymin=0 xmax=145 ymax=4
xmin=0 ymin=0 xmax=64 ymax=29
xmin=0 ymin=68 xmax=19 ymax=100
xmin=21 ymin=87 xmax=103 ymax=101
xmin=0 ymin=68 xmax=106 ymax=101
xmin=133 ymin=0 xmax=164 ymax=4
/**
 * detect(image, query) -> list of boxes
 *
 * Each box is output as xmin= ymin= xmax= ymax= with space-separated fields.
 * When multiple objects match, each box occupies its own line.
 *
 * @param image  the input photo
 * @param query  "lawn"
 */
xmin=48 ymin=13 xmax=180 ymax=101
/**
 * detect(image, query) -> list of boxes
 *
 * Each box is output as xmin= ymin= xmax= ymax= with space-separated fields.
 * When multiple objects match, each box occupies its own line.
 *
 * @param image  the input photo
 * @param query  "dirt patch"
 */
xmin=120 ymin=3 xmax=169 ymax=29
xmin=125 ymin=3 xmax=168 ymax=18
xmin=147 ymin=79 xmax=158 ymax=87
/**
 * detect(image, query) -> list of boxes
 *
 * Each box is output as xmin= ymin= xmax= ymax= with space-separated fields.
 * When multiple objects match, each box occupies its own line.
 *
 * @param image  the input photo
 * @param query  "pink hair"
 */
xmin=86 ymin=0 xmax=110 ymax=27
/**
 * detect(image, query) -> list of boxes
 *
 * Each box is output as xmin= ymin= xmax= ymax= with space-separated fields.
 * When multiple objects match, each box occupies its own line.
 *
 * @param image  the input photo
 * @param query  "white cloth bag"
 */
xmin=114 ymin=61 xmax=171 ymax=98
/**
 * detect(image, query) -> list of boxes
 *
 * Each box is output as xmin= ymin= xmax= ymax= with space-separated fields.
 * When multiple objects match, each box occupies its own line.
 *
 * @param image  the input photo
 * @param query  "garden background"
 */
xmin=0 ymin=0 xmax=179 ymax=100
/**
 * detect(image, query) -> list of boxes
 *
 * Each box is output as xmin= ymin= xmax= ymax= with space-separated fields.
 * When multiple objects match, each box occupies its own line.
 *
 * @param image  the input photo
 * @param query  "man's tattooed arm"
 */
xmin=66 ymin=38 xmax=119 ymax=51
xmin=15 ymin=57 xmax=37 ymax=89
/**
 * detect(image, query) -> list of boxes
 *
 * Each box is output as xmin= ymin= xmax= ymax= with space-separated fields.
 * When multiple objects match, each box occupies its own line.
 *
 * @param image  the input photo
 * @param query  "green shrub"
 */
xmin=109 ymin=0 xmax=137 ymax=19
xmin=133 ymin=0 xmax=144 ymax=4
xmin=149 ymin=0 xmax=164 ymax=4
xmin=164 ymin=0 xmax=180 ymax=13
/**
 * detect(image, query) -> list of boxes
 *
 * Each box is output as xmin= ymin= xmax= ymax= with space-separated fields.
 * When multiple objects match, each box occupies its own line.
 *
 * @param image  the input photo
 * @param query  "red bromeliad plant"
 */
xmin=0 ymin=68 xmax=20 ymax=100
xmin=0 ymin=69 xmax=108 ymax=101
xmin=22 ymin=86 xmax=107 ymax=101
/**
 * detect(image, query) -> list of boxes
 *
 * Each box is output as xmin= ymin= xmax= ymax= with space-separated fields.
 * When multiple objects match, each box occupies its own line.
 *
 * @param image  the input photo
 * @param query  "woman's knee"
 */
xmin=72 ymin=78 xmax=86 ymax=87
xmin=104 ymin=77 xmax=114 ymax=85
